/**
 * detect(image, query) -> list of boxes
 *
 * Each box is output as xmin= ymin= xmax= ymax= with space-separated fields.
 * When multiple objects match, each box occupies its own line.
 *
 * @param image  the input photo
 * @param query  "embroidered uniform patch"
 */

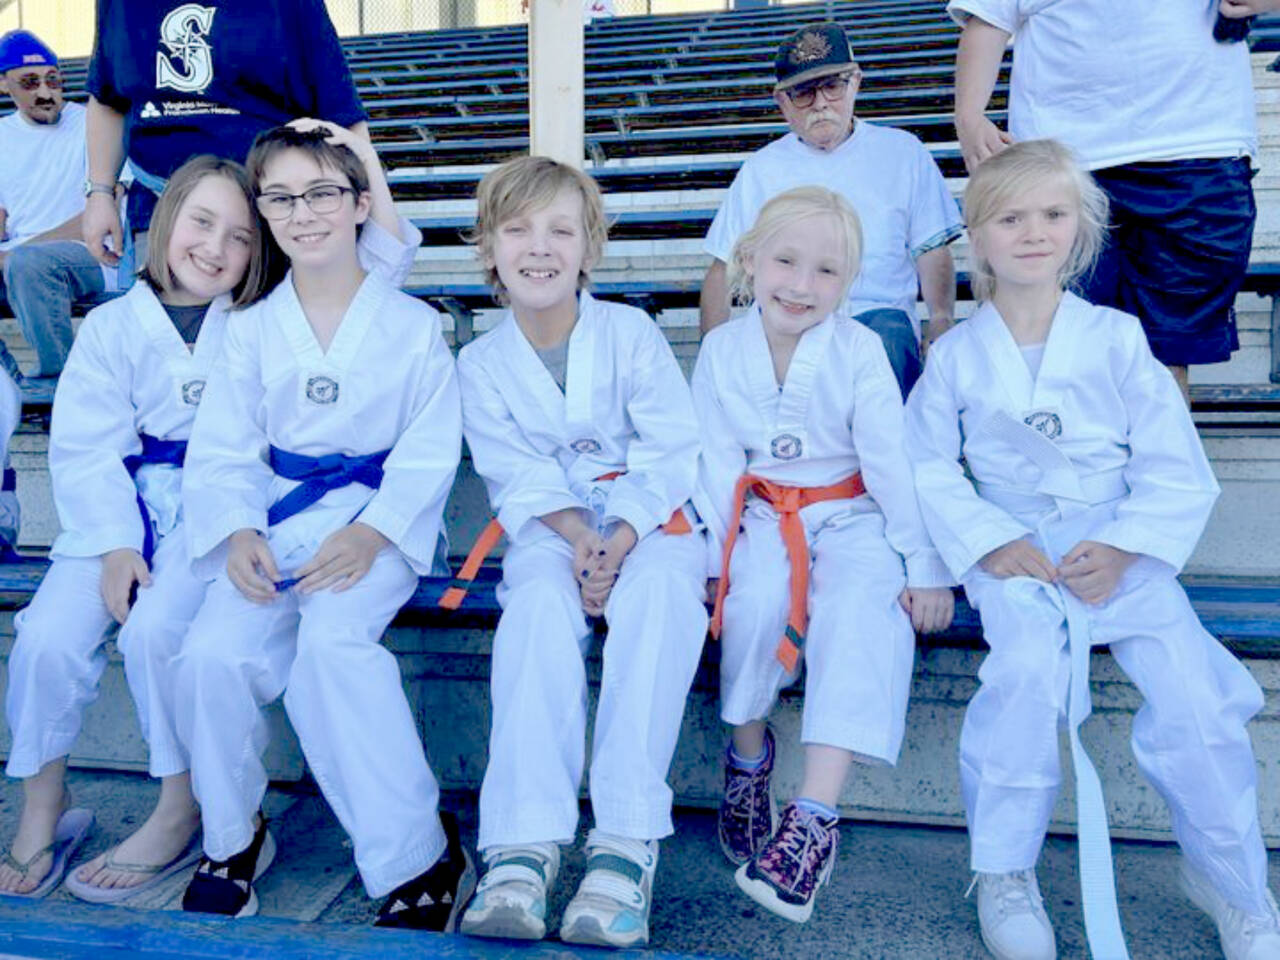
xmin=306 ymin=375 xmax=340 ymax=405
xmin=181 ymin=379 xmax=205 ymax=405
xmin=791 ymin=30 xmax=832 ymax=64
xmin=570 ymin=438 xmax=602 ymax=455
xmin=770 ymin=433 xmax=803 ymax=460
xmin=1023 ymin=410 xmax=1063 ymax=440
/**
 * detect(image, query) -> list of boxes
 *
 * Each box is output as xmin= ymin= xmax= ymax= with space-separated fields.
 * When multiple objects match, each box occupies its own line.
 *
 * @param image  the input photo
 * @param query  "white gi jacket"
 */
xmin=692 ymin=305 xmax=951 ymax=585
xmin=456 ymin=292 xmax=699 ymax=544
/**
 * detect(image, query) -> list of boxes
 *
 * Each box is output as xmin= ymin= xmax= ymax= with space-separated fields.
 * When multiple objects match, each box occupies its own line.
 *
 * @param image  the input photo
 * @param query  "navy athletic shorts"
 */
xmin=1075 ymin=156 xmax=1256 ymax=366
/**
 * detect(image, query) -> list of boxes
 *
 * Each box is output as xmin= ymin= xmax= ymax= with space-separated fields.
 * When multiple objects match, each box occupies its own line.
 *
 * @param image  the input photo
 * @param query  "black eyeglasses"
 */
xmin=786 ymin=72 xmax=857 ymax=109
xmin=14 ymin=72 xmax=62 ymax=92
xmin=255 ymin=185 xmax=355 ymax=220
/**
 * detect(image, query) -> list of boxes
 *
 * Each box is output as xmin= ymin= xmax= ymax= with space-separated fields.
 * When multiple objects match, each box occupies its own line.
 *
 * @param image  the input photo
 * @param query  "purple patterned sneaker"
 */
xmin=734 ymin=801 xmax=839 ymax=923
xmin=718 ymin=728 xmax=777 ymax=866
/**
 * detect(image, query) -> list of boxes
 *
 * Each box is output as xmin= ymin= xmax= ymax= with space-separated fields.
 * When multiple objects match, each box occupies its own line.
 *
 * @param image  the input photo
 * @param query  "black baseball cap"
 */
xmin=774 ymin=22 xmax=857 ymax=92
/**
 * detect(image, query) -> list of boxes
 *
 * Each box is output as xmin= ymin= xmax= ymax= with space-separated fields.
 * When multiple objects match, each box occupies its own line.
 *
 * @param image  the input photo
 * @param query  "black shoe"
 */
xmin=182 ymin=817 xmax=275 ymax=918
xmin=374 ymin=811 xmax=476 ymax=932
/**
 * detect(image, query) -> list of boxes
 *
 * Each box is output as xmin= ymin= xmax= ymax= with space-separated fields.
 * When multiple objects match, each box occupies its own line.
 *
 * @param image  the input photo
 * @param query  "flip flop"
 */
xmin=0 ymin=807 xmax=95 ymax=900
xmin=65 ymin=832 xmax=203 ymax=904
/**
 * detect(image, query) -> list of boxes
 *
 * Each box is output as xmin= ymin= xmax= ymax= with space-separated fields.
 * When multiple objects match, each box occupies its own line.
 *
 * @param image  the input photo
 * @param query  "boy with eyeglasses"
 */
xmin=174 ymin=124 xmax=473 ymax=928
xmin=700 ymin=21 xmax=963 ymax=398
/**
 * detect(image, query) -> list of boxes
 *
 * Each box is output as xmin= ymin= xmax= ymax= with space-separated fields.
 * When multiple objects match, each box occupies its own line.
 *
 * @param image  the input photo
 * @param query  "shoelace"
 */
xmin=1240 ymin=900 xmax=1280 ymax=939
xmin=974 ymin=871 xmax=1043 ymax=919
xmin=769 ymin=811 xmax=829 ymax=880
xmin=723 ymin=772 xmax=762 ymax=811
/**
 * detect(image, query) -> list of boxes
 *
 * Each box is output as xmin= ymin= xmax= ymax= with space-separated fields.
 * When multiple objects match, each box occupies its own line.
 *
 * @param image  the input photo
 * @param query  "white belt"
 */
xmin=977 ymin=412 xmax=1132 ymax=960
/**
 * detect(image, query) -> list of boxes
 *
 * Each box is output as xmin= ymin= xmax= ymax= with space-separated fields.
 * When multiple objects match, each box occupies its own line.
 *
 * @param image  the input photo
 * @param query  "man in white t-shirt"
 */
xmin=951 ymin=0 xmax=1278 ymax=401
xmin=0 ymin=30 xmax=118 ymax=380
xmin=700 ymin=21 xmax=963 ymax=397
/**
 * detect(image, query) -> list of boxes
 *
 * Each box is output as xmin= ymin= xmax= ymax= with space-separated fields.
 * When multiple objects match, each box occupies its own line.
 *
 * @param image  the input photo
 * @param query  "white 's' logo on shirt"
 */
xmin=156 ymin=4 xmax=217 ymax=95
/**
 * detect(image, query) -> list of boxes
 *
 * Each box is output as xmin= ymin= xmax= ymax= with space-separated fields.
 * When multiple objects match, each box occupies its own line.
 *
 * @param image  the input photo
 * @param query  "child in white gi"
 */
xmin=0 ymin=155 xmax=268 ymax=900
xmin=452 ymin=156 xmax=707 ymax=949
xmin=174 ymin=125 xmax=470 ymax=926
xmin=0 ymin=124 xmax=421 ymax=903
xmin=907 ymin=139 xmax=1280 ymax=960
xmin=692 ymin=186 xmax=954 ymax=924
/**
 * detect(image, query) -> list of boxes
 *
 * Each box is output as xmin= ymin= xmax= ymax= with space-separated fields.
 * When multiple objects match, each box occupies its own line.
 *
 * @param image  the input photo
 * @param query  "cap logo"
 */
xmin=790 ymin=30 xmax=832 ymax=65
xmin=22 ymin=54 xmax=46 ymax=64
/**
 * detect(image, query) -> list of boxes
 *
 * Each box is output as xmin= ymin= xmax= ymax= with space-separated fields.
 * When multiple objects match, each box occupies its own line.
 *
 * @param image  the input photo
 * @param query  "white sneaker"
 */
xmin=559 ymin=830 xmax=657 ymax=949
xmin=459 ymin=841 xmax=560 ymax=940
xmin=1180 ymin=858 xmax=1280 ymax=960
xmin=972 ymin=870 xmax=1057 ymax=960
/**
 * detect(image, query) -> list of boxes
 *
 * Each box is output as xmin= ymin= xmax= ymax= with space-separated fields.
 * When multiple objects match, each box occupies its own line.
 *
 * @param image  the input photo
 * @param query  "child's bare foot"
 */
xmin=0 ymin=791 xmax=70 ymax=893
xmin=72 ymin=804 xmax=200 ymax=892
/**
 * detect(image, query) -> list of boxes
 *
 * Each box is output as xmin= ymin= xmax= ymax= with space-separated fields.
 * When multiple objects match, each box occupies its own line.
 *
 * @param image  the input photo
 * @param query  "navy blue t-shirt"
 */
xmin=88 ymin=0 xmax=366 ymax=227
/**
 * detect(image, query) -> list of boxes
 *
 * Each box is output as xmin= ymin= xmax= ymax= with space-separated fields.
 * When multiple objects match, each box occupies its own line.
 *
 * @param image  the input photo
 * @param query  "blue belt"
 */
xmin=266 ymin=446 xmax=390 ymax=528
xmin=123 ymin=434 xmax=188 ymax=564
xmin=2 ymin=467 xmax=15 ymax=492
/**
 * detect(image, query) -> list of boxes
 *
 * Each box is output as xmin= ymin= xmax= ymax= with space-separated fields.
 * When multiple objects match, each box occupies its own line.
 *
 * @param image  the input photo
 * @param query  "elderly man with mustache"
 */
xmin=699 ymin=22 xmax=962 ymax=397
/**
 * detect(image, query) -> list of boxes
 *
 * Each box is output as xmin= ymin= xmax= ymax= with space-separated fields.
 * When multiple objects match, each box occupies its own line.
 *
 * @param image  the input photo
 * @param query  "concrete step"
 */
xmin=0 ymin=784 xmax=1266 ymax=959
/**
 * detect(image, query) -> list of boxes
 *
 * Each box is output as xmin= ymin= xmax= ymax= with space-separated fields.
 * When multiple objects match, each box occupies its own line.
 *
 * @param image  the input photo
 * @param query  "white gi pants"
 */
xmin=5 ymin=528 xmax=204 ymax=779
xmin=478 ymin=527 xmax=707 ymax=851
xmin=719 ymin=506 xmax=914 ymax=764
xmin=173 ymin=549 xmax=444 ymax=898
xmin=962 ymin=568 xmax=1270 ymax=916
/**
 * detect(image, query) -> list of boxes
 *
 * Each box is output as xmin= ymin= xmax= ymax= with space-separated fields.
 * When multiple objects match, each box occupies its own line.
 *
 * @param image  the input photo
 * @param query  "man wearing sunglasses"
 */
xmin=0 ymin=30 xmax=120 ymax=380
xmin=700 ymin=21 xmax=962 ymax=398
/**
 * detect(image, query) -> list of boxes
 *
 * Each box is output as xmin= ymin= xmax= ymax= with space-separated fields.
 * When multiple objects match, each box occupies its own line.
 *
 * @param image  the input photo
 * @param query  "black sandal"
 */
xmin=181 ymin=816 xmax=275 ymax=918
xmin=375 ymin=811 xmax=476 ymax=932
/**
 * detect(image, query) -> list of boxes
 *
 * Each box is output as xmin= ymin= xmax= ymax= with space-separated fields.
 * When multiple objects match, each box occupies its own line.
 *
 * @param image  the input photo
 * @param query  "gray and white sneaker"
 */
xmin=971 ymin=869 xmax=1057 ymax=960
xmin=460 ymin=841 xmax=560 ymax=940
xmin=1181 ymin=857 xmax=1280 ymax=960
xmin=559 ymin=830 xmax=657 ymax=949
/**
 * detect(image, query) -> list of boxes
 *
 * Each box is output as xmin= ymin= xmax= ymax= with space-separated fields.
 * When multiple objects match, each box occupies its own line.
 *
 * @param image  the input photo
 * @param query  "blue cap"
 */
xmin=0 ymin=31 xmax=58 ymax=75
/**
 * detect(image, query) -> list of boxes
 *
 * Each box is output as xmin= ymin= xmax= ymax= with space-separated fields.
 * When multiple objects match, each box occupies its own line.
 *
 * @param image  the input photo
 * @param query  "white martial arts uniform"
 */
xmin=456 ymin=292 xmax=707 ymax=850
xmin=692 ymin=307 xmax=951 ymax=761
xmin=5 ymin=282 xmax=230 ymax=781
xmin=907 ymin=293 xmax=1270 ymax=917
xmin=176 ymin=267 xmax=460 ymax=898
xmin=3 ymin=217 xmax=421 ymax=785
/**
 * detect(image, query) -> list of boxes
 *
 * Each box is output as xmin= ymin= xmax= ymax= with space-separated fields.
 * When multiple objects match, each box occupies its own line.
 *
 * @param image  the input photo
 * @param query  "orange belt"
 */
xmin=438 ymin=470 xmax=691 ymax=610
xmin=708 ymin=472 xmax=866 ymax=672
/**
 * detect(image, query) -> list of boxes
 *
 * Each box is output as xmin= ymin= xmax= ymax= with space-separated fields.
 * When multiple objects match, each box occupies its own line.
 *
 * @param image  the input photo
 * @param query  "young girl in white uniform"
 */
xmin=174 ymin=126 xmax=468 ymax=927
xmin=0 ymin=125 xmax=420 ymax=904
xmin=907 ymin=139 xmax=1280 ymax=960
xmin=692 ymin=186 xmax=954 ymax=924
xmin=453 ymin=156 xmax=707 ymax=949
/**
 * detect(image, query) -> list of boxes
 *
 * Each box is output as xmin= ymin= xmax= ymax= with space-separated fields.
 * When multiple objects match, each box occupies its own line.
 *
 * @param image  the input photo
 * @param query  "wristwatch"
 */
xmin=84 ymin=180 xmax=116 ymax=198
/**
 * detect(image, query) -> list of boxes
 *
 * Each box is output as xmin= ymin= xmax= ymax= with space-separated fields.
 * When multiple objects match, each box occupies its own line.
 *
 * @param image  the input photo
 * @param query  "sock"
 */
xmin=794 ymin=797 xmax=838 ymax=820
xmin=728 ymin=743 xmax=767 ymax=771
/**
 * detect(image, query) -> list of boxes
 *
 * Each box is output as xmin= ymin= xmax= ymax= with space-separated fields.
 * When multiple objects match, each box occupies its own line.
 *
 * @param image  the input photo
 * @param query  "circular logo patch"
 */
xmin=770 ymin=433 xmax=803 ymax=460
xmin=570 ymin=437 xmax=602 ymax=455
xmin=181 ymin=379 xmax=205 ymax=405
xmin=306 ymin=375 xmax=340 ymax=405
xmin=1023 ymin=411 xmax=1063 ymax=440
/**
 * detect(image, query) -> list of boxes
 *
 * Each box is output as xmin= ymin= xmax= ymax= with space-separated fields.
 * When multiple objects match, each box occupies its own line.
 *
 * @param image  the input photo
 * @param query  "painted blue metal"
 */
xmin=0 ymin=898 xmax=726 ymax=960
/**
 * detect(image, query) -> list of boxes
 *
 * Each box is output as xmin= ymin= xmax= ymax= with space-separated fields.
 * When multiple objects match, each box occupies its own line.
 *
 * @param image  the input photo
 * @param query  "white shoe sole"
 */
xmin=461 ymin=898 xmax=546 ymax=940
xmin=442 ymin=848 xmax=478 ymax=934
xmin=560 ymin=910 xmax=648 ymax=949
xmin=734 ymin=858 xmax=825 ymax=924
xmin=225 ymin=830 xmax=277 ymax=919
